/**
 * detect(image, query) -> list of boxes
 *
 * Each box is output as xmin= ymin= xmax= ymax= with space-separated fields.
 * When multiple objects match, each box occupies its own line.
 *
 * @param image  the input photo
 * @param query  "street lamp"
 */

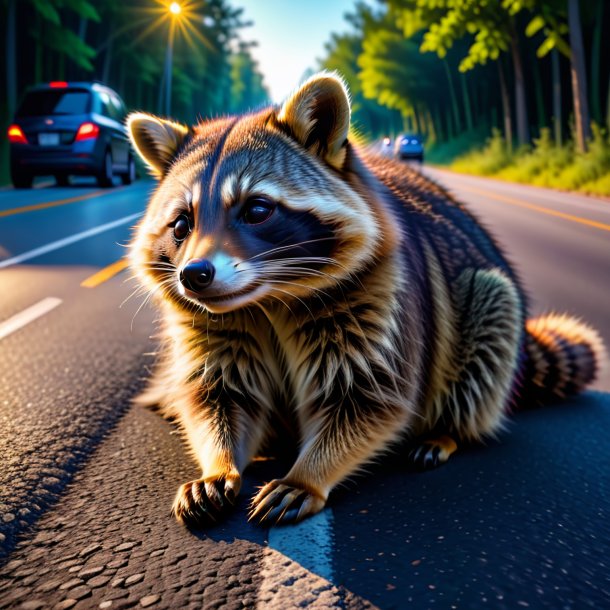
xmin=163 ymin=2 xmax=181 ymax=115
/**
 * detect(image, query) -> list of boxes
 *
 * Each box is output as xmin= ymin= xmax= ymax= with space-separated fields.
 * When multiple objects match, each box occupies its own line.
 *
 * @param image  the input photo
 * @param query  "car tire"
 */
xmin=55 ymin=174 xmax=70 ymax=187
xmin=120 ymin=155 xmax=136 ymax=185
xmin=11 ymin=166 xmax=33 ymax=189
xmin=97 ymin=150 xmax=114 ymax=188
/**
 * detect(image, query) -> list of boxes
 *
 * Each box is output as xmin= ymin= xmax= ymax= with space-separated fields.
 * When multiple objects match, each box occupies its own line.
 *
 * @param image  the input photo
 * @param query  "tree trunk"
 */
xmin=460 ymin=72 xmax=473 ymax=132
xmin=568 ymin=0 xmax=592 ymax=152
xmin=6 ymin=0 xmax=17 ymax=120
xmin=34 ymin=11 xmax=43 ymax=84
xmin=434 ymin=106 xmax=444 ymax=142
xmin=509 ymin=31 xmax=530 ymax=146
xmin=411 ymin=108 xmax=420 ymax=134
xmin=551 ymin=49 xmax=562 ymax=146
xmin=426 ymin=109 xmax=437 ymax=143
xmin=533 ymin=57 xmax=546 ymax=132
xmin=607 ymin=75 xmax=610 ymax=133
xmin=78 ymin=17 xmax=88 ymax=42
xmin=589 ymin=0 xmax=603 ymax=124
xmin=498 ymin=59 xmax=513 ymax=153
xmin=102 ymin=23 xmax=115 ymax=85
xmin=446 ymin=105 xmax=454 ymax=140
xmin=443 ymin=59 xmax=462 ymax=134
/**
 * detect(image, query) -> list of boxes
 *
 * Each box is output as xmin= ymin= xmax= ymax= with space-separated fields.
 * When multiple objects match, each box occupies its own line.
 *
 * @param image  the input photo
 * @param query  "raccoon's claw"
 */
xmin=407 ymin=435 xmax=458 ymax=471
xmin=249 ymin=480 xmax=326 ymax=525
xmin=172 ymin=474 xmax=241 ymax=528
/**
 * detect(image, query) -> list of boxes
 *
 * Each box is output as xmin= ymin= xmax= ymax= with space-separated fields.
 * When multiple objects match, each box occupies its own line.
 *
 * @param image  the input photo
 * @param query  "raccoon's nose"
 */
xmin=180 ymin=258 xmax=215 ymax=291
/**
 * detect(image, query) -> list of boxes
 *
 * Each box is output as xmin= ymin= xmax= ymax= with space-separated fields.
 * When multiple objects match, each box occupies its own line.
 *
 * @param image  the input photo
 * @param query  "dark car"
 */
xmin=7 ymin=81 xmax=136 ymax=188
xmin=394 ymin=134 xmax=424 ymax=162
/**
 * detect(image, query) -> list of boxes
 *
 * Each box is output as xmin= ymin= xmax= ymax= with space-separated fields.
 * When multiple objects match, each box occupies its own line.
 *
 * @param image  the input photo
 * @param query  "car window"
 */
xmin=110 ymin=94 xmax=125 ymax=121
xmin=98 ymin=91 xmax=124 ymax=121
xmin=16 ymin=90 xmax=91 ymax=116
xmin=98 ymin=91 xmax=114 ymax=119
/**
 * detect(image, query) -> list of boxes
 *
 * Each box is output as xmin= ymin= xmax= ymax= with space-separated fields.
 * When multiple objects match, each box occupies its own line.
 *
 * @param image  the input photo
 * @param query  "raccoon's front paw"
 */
xmin=407 ymin=435 xmax=458 ymax=471
xmin=249 ymin=479 xmax=326 ymax=525
xmin=172 ymin=474 xmax=241 ymax=528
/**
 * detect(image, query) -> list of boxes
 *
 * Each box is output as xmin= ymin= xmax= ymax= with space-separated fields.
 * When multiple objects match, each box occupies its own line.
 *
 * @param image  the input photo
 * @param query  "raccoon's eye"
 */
xmin=172 ymin=215 xmax=191 ymax=242
xmin=242 ymin=197 xmax=276 ymax=225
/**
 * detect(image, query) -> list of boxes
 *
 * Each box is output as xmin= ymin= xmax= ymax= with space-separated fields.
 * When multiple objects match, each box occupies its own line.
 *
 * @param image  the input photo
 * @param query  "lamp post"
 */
xmin=163 ymin=2 xmax=181 ymax=116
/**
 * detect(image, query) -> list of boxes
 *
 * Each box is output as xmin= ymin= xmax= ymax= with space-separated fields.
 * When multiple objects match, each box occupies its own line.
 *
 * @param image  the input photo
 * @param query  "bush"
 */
xmin=438 ymin=123 xmax=610 ymax=197
xmin=556 ymin=124 xmax=610 ymax=191
xmin=450 ymin=129 xmax=513 ymax=175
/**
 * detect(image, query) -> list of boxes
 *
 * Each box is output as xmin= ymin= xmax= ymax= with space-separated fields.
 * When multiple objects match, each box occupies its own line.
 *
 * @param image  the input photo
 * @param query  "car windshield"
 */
xmin=16 ymin=90 xmax=91 ymax=117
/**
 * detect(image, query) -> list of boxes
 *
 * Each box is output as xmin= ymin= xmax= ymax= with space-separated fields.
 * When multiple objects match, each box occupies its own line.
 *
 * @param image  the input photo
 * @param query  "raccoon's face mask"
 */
xmin=127 ymin=72 xmax=380 ymax=313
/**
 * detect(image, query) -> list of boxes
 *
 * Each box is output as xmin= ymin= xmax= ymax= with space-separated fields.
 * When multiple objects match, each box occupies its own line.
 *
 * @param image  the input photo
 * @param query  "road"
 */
xmin=0 ymin=170 xmax=609 ymax=609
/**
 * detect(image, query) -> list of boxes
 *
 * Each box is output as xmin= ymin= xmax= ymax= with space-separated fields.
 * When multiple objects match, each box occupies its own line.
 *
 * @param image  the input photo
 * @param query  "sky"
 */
xmin=234 ymin=0 xmax=360 ymax=103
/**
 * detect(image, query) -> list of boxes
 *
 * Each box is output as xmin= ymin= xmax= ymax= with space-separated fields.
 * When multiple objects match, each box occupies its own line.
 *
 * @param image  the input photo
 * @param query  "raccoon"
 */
xmin=127 ymin=72 xmax=604 ymax=527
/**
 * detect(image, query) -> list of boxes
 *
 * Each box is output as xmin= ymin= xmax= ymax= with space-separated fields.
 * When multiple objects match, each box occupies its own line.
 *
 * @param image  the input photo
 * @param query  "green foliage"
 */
xmin=452 ymin=129 xmax=514 ymax=175
xmin=59 ymin=0 xmax=101 ymax=22
xmin=424 ymin=124 xmax=490 ymax=165
xmin=447 ymin=124 xmax=610 ymax=196
xmin=321 ymin=5 xmax=403 ymax=140
xmin=30 ymin=0 xmax=61 ymax=25
xmin=389 ymin=0 xmax=526 ymax=72
xmin=46 ymin=23 xmax=97 ymax=71
xmin=229 ymin=44 xmax=268 ymax=113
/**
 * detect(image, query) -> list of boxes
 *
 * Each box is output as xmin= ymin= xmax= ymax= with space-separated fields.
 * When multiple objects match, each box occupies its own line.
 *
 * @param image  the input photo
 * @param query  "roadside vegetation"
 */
xmin=448 ymin=126 xmax=610 ymax=197
xmin=320 ymin=1 xmax=610 ymax=196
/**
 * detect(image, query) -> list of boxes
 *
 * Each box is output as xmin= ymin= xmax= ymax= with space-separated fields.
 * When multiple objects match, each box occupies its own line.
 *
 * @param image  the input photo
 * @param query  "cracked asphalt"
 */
xmin=1 ymin=173 xmax=609 ymax=608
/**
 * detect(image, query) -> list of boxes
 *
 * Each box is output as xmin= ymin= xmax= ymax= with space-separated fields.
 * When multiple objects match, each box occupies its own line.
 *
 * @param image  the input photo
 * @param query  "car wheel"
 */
xmin=11 ymin=166 xmax=33 ymax=189
xmin=97 ymin=150 xmax=114 ymax=188
xmin=121 ymin=155 xmax=136 ymax=185
xmin=55 ymin=174 xmax=70 ymax=187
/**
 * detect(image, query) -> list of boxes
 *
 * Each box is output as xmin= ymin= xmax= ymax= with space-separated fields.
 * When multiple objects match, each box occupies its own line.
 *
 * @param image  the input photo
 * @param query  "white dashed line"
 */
xmin=0 ymin=212 xmax=141 ymax=269
xmin=0 ymin=297 xmax=62 ymax=340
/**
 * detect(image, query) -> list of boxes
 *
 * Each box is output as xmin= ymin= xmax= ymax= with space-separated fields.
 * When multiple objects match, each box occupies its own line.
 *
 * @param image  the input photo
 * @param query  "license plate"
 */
xmin=39 ymin=132 xmax=60 ymax=146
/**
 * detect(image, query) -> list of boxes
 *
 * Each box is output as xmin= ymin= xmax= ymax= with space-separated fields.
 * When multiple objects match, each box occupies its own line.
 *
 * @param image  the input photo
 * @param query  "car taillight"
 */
xmin=75 ymin=122 xmax=99 ymax=141
xmin=7 ymin=124 xmax=28 ymax=144
xmin=49 ymin=81 xmax=68 ymax=88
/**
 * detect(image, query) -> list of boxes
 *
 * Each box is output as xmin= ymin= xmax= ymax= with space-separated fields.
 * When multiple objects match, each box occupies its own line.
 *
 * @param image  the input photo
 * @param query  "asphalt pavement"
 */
xmin=0 ymin=169 xmax=609 ymax=609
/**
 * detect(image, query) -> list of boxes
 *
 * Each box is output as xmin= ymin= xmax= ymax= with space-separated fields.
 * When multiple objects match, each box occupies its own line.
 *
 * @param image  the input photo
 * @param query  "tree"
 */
xmin=229 ymin=42 xmax=269 ymax=114
xmin=321 ymin=4 xmax=403 ymax=139
xmin=522 ymin=0 xmax=592 ymax=151
xmin=567 ymin=0 xmax=591 ymax=152
xmin=389 ymin=0 xmax=531 ymax=145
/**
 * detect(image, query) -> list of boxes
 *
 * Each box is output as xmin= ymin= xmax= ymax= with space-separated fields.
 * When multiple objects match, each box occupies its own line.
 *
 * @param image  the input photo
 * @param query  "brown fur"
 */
xmin=127 ymin=72 xmax=604 ymax=527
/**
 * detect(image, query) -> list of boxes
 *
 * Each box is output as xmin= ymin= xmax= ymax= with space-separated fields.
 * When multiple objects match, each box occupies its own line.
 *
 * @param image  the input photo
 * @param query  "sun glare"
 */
xmin=126 ymin=1 xmax=213 ymax=55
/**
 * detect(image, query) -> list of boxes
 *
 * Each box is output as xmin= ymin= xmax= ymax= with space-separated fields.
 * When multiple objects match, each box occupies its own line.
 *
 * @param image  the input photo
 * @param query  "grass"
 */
xmin=435 ymin=125 xmax=610 ymax=198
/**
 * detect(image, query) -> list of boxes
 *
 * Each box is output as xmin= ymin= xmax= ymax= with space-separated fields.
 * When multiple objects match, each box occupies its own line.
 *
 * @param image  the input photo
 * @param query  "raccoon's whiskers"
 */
xmin=239 ymin=238 xmax=337 ymax=263
xmin=121 ymin=284 xmax=149 ymax=309
xmin=131 ymin=287 xmax=157 ymax=331
xmin=269 ymin=286 xmax=317 ymax=322
xmin=129 ymin=275 xmax=177 ymax=330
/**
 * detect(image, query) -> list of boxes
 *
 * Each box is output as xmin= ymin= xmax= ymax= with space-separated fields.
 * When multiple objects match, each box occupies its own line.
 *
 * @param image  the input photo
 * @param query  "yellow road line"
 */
xmin=0 ymin=189 xmax=112 ymax=218
xmin=81 ymin=258 xmax=129 ymax=288
xmin=459 ymin=185 xmax=610 ymax=233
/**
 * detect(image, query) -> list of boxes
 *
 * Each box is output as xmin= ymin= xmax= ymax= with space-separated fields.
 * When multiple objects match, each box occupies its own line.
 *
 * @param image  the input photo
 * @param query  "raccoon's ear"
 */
xmin=277 ymin=72 xmax=351 ymax=169
xmin=126 ymin=113 xmax=190 ymax=177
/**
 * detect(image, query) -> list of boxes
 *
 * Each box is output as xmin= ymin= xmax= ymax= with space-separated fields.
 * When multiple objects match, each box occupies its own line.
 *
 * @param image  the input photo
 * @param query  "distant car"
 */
xmin=380 ymin=136 xmax=393 ymax=157
xmin=395 ymin=134 xmax=424 ymax=162
xmin=7 ymin=81 xmax=136 ymax=188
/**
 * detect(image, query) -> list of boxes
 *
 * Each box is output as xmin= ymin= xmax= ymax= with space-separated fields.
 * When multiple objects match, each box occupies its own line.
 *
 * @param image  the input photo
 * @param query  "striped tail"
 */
xmin=520 ymin=313 xmax=605 ymax=405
